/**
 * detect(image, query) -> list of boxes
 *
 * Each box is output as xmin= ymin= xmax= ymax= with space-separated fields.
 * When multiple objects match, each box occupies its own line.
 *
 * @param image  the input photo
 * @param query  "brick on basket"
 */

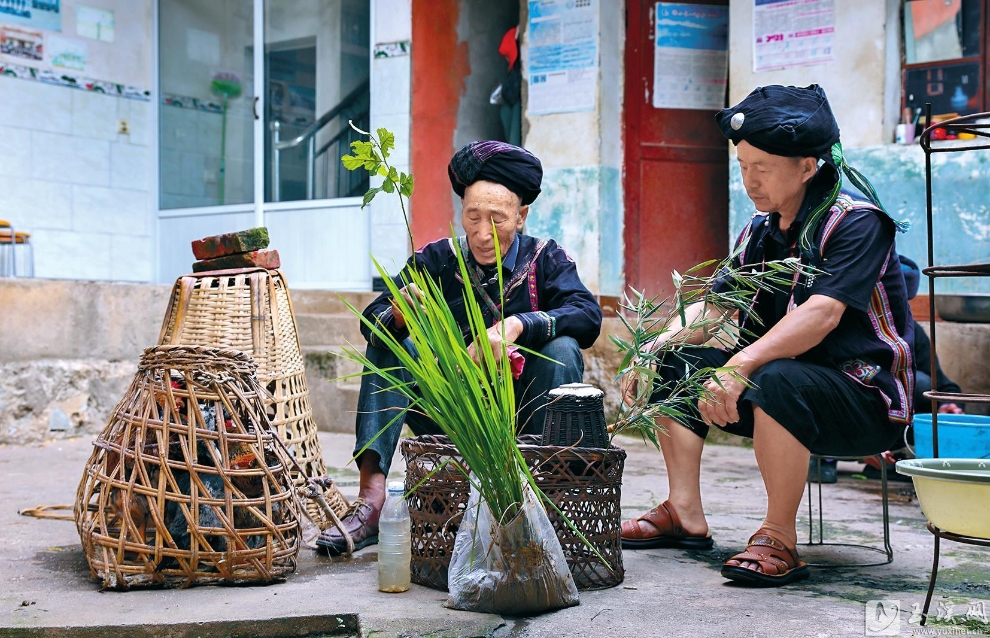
xmin=191 ymin=227 xmax=280 ymax=273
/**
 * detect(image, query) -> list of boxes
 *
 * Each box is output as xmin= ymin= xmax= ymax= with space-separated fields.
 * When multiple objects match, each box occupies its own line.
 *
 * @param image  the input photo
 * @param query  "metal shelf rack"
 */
xmin=917 ymin=106 xmax=990 ymax=625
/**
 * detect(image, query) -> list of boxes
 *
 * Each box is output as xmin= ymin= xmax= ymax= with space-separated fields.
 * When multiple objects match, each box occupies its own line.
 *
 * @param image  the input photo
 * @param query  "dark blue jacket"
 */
xmin=715 ymin=164 xmax=915 ymax=426
xmin=362 ymin=234 xmax=602 ymax=351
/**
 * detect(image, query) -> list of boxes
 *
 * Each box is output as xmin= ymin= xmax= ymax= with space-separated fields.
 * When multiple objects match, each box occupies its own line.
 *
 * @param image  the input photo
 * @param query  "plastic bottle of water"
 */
xmin=378 ymin=480 xmax=411 ymax=593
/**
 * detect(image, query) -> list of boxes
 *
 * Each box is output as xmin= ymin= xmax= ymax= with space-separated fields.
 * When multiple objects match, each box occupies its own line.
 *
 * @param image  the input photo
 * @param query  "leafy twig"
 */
xmin=612 ymin=247 xmax=823 ymax=446
xmin=341 ymin=122 xmax=415 ymax=252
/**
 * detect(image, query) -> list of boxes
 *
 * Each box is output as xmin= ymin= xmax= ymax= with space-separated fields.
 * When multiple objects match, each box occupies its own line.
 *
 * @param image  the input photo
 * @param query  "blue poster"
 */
xmin=653 ymin=2 xmax=728 ymax=110
xmin=527 ymin=0 xmax=598 ymax=115
xmin=0 ymin=0 xmax=62 ymax=31
xmin=0 ymin=0 xmax=62 ymax=32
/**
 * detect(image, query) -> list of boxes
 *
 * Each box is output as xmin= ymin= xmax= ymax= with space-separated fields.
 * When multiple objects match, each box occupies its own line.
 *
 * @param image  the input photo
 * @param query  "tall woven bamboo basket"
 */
xmin=74 ymin=345 xmax=300 ymax=590
xmin=156 ymin=268 xmax=347 ymax=527
xmin=401 ymin=434 xmax=625 ymax=591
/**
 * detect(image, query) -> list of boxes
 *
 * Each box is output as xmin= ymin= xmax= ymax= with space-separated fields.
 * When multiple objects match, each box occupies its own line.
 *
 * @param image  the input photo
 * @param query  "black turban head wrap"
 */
xmin=715 ymin=84 xmax=910 ymax=259
xmin=715 ymin=84 xmax=840 ymax=162
xmin=448 ymin=141 xmax=543 ymax=205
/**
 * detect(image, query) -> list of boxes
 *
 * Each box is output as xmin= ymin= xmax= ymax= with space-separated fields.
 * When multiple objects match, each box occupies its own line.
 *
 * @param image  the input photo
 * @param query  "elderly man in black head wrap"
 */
xmin=317 ymin=141 xmax=603 ymax=555
xmin=619 ymin=85 xmax=914 ymax=586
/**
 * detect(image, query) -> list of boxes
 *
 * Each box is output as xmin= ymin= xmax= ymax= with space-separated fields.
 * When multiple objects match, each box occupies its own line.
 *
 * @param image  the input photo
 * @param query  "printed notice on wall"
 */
xmin=0 ymin=0 xmax=62 ymax=32
xmin=527 ymin=0 xmax=598 ymax=116
xmin=753 ymin=0 xmax=834 ymax=72
xmin=652 ymin=2 xmax=728 ymax=110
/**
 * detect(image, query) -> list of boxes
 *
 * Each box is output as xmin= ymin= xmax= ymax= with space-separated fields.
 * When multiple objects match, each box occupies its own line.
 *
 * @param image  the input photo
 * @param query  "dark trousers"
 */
xmin=651 ymin=347 xmax=904 ymax=458
xmin=353 ymin=336 xmax=584 ymax=475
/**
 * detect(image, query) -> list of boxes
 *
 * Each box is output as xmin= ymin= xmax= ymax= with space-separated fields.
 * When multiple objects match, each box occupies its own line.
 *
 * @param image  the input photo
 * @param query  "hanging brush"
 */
xmin=211 ymin=72 xmax=243 ymax=205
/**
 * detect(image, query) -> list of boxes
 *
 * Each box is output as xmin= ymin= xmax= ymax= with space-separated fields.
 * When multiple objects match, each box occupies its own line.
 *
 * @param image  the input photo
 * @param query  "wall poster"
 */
xmin=48 ymin=32 xmax=86 ymax=70
xmin=652 ymin=2 xmax=728 ymax=110
xmin=0 ymin=0 xmax=61 ymax=32
xmin=753 ymin=0 xmax=834 ymax=72
xmin=526 ymin=0 xmax=598 ymax=116
xmin=76 ymin=5 xmax=114 ymax=43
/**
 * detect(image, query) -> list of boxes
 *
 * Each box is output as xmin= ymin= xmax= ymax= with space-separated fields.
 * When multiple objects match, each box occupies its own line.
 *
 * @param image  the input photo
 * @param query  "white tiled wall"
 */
xmin=0 ymin=75 xmax=155 ymax=282
xmin=368 ymin=0 xmax=413 ymax=275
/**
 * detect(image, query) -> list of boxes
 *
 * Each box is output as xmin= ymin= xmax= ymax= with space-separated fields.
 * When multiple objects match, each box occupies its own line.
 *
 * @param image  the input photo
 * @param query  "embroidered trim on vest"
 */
xmin=821 ymin=197 xmax=914 ymax=424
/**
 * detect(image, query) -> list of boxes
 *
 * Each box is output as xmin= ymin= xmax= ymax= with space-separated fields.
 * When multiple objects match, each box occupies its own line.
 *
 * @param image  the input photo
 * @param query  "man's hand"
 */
xmin=621 ymin=367 xmax=645 ymax=406
xmin=938 ymin=402 xmax=964 ymax=414
xmin=389 ymin=283 xmax=424 ymax=329
xmin=698 ymin=351 xmax=757 ymax=428
xmin=466 ymin=316 xmax=524 ymax=363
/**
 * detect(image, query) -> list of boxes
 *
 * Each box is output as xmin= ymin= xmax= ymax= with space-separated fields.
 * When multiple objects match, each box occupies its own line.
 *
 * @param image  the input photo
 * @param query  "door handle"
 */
xmin=253 ymin=96 xmax=259 ymax=120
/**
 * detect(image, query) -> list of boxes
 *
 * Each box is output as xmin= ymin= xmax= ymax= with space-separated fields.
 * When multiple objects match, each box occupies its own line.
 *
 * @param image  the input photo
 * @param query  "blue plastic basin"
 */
xmin=913 ymin=413 xmax=990 ymax=459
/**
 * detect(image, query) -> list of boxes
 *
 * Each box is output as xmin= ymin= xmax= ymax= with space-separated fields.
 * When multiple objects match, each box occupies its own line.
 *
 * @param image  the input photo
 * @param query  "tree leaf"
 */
xmin=399 ymin=173 xmax=414 ymax=198
xmin=381 ymin=178 xmax=394 ymax=194
xmin=377 ymin=128 xmax=395 ymax=159
xmin=350 ymin=140 xmax=374 ymax=159
xmin=341 ymin=154 xmax=365 ymax=171
xmin=361 ymin=186 xmax=381 ymax=208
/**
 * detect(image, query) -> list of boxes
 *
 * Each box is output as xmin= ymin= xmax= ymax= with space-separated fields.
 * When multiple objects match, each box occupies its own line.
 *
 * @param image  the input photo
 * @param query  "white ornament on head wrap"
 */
xmin=730 ymin=112 xmax=745 ymax=131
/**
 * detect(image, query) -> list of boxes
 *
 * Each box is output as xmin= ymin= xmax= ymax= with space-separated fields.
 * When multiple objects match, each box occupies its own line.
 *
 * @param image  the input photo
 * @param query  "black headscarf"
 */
xmin=448 ymin=141 xmax=543 ymax=205
xmin=715 ymin=84 xmax=840 ymax=161
xmin=716 ymin=84 xmax=908 ymax=258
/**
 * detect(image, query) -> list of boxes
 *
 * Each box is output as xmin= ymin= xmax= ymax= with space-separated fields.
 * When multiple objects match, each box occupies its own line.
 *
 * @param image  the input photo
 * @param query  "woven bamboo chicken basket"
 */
xmin=156 ymin=268 xmax=347 ymax=526
xmin=401 ymin=434 xmax=625 ymax=591
xmin=75 ymin=345 xmax=300 ymax=589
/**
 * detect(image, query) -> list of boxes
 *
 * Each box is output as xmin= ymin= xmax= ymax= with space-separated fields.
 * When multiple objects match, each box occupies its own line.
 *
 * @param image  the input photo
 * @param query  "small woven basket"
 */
xmin=540 ymin=383 xmax=609 ymax=448
xmin=157 ymin=268 xmax=347 ymax=528
xmin=400 ymin=434 xmax=625 ymax=591
xmin=74 ymin=345 xmax=300 ymax=590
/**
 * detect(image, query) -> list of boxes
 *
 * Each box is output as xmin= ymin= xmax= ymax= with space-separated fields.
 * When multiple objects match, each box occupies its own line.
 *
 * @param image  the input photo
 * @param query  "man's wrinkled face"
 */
xmin=461 ymin=180 xmax=528 ymax=266
xmin=736 ymin=140 xmax=817 ymax=215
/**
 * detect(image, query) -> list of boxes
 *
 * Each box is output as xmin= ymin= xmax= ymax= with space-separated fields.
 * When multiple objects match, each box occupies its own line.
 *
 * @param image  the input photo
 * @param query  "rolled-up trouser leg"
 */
xmin=515 ymin=336 xmax=584 ymax=435
xmin=352 ymin=340 xmax=417 ymax=476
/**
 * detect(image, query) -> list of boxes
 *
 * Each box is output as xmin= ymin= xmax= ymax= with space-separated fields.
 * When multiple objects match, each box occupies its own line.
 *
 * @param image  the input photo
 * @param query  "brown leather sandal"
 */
xmin=620 ymin=500 xmax=714 ymax=549
xmin=720 ymin=530 xmax=810 ymax=587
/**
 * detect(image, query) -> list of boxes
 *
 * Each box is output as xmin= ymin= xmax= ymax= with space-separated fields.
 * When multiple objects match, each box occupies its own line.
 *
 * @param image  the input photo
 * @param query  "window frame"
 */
xmin=902 ymin=0 xmax=989 ymax=118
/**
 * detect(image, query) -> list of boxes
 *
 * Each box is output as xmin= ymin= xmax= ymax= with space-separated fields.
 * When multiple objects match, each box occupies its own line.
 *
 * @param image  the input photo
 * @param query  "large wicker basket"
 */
xmin=157 ymin=268 xmax=346 ymax=526
xmin=74 ymin=345 xmax=300 ymax=589
xmin=401 ymin=434 xmax=625 ymax=591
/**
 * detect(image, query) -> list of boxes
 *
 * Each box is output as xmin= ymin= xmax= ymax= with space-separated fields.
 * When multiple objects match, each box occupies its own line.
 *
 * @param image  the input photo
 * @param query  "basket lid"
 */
xmin=549 ymin=383 xmax=603 ymax=398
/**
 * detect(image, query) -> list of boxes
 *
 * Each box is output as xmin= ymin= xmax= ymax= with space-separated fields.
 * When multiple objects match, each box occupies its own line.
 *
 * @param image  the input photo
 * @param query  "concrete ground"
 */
xmin=1 ymin=432 xmax=988 ymax=638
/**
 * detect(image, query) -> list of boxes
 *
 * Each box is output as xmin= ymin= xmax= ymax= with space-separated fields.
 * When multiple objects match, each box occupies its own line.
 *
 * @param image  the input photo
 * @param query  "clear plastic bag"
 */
xmin=446 ymin=477 xmax=579 ymax=614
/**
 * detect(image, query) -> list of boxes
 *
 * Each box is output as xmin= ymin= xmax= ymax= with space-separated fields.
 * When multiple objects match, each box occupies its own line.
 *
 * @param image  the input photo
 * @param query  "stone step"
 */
xmin=294 ymin=313 xmax=365 ymax=349
xmin=301 ymin=345 xmax=364 ymax=380
xmin=287 ymin=289 xmax=381 ymax=316
xmin=310 ymin=381 xmax=361 ymax=434
xmin=301 ymin=345 xmax=364 ymax=434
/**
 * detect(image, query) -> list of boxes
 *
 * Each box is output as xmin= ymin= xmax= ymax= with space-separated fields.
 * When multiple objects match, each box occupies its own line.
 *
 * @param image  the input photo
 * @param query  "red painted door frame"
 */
xmin=409 ymin=0 xmax=469 ymax=246
xmin=622 ymin=0 xmax=729 ymax=298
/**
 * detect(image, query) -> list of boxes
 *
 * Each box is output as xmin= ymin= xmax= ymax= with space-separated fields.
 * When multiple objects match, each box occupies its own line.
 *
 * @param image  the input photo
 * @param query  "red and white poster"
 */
xmin=753 ymin=0 xmax=834 ymax=72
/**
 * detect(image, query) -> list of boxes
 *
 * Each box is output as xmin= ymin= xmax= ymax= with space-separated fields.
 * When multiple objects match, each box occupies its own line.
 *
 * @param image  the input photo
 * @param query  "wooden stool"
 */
xmin=0 ymin=220 xmax=12 ymax=276
xmin=0 ymin=222 xmax=34 ymax=277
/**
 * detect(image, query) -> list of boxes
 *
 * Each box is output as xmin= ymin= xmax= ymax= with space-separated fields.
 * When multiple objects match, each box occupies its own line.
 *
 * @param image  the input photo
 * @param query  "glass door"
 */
xmin=157 ymin=0 xmax=372 ymax=288
xmin=264 ymin=0 xmax=370 ymax=203
xmin=159 ymin=0 xmax=256 ymax=210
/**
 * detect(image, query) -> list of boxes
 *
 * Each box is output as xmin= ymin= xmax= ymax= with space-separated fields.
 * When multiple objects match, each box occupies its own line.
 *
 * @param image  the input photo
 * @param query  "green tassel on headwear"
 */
xmin=796 ymin=142 xmax=910 ymax=260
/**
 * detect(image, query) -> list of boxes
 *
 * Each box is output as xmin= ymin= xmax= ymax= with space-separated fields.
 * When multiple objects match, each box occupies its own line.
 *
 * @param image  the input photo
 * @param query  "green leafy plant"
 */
xmin=611 ymin=248 xmax=821 ymax=448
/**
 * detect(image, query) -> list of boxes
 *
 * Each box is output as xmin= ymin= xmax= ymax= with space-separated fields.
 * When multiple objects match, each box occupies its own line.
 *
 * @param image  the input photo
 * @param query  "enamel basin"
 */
xmin=896 ymin=458 xmax=990 ymax=538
